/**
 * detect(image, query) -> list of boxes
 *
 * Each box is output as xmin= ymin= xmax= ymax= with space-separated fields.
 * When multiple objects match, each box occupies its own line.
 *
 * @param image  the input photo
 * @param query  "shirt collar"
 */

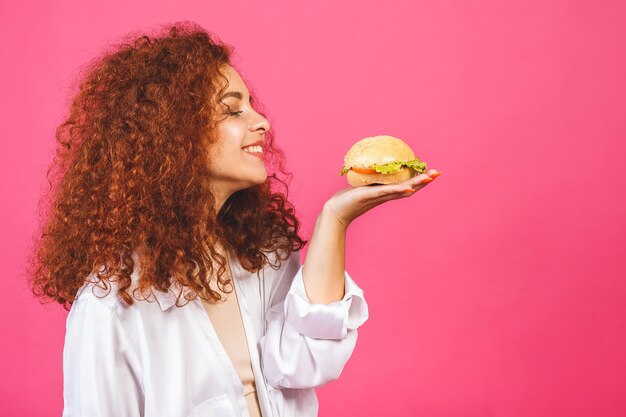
xmin=151 ymin=279 xmax=197 ymax=312
xmin=129 ymin=250 xmax=191 ymax=312
xmin=150 ymin=250 xmax=239 ymax=311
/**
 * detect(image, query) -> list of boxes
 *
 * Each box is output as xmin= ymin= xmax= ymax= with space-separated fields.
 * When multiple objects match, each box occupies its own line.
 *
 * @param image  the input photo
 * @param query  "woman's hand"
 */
xmin=302 ymin=168 xmax=441 ymax=303
xmin=323 ymin=168 xmax=442 ymax=228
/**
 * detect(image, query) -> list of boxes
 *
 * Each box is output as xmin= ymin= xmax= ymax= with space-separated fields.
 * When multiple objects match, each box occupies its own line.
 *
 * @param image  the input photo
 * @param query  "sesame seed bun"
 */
xmin=340 ymin=135 xmax=427 ymax=187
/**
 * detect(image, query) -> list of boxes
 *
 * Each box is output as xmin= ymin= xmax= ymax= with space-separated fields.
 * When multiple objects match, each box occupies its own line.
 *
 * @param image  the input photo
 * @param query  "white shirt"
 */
xmin=62 ymin=249 xmax=369 ymax=417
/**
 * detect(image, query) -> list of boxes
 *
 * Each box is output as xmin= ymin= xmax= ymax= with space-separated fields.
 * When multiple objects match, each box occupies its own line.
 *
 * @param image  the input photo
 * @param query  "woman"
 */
xmin=28 ymin=22 xmax=440 ymax=417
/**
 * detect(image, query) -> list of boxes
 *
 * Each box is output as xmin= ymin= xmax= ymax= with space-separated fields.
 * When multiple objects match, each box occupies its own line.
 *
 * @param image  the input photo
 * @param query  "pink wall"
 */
xmin=2 ymin=1 xmax=625 ymax=416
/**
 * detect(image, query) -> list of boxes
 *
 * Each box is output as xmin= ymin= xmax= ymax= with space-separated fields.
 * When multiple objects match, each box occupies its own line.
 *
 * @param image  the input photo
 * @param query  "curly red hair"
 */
xmin=27 ymin=22 xmax=307 ymax=310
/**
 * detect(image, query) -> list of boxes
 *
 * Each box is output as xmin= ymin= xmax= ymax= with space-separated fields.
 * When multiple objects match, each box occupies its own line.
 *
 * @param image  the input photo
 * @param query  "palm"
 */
xmin=324 ymin=168 xmax=441 ymax=227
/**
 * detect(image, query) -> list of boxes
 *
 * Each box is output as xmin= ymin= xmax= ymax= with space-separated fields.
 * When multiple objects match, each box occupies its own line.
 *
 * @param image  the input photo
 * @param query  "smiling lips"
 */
xmin=242 ymin=141 xmax=264 ymax=159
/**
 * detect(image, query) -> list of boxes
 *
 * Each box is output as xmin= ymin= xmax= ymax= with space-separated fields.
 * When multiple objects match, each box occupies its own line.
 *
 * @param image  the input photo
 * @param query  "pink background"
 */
xmin=2 ymin=1 xmax=625 ymax=416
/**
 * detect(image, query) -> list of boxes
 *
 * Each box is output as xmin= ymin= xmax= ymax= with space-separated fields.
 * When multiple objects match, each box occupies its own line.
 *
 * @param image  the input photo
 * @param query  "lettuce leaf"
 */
xmin=339 ymin=158 xmax=427 ymax=176
xmin=400 ymin=159 xmax=428 ymax=173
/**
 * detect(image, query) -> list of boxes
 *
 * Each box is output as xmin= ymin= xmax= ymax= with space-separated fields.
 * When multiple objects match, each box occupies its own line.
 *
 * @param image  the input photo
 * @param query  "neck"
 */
xmin=208 ymin=183 xmax=234 ymax=215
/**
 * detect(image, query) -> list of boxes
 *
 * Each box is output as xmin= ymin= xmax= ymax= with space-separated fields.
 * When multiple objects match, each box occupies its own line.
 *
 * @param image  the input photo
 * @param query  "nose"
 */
xmin=251 ymin=112 xmax=270 ymax=134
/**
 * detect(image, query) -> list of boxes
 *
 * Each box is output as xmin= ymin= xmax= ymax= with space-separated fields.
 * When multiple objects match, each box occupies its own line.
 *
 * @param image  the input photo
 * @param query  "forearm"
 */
xmin=301 ymin=205 xmax=347 ymax=304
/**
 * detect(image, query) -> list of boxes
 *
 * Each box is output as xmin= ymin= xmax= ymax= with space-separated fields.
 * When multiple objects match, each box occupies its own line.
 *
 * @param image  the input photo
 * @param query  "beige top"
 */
xmin=201 ymin=264 xmax=263 ymax=417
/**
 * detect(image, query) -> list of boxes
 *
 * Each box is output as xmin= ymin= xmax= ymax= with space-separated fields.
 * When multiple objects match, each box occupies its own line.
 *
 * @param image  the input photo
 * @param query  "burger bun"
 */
xmin=342 ymin=135 xmax=423 ymax=187
xmin=346 ymin=166 xmax=416 ymax=187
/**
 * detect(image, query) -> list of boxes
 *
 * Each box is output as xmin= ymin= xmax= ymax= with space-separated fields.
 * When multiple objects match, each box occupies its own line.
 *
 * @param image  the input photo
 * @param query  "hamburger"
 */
xmin=339 ymin=135 xmax=427 ymax=186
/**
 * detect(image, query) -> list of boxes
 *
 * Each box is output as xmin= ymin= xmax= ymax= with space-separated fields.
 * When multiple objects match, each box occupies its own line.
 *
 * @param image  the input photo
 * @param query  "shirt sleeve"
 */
xmin=62 ymin=294 xmax=144 ymax=417
xmin=259 ymin=250 xmax=369 ymax=389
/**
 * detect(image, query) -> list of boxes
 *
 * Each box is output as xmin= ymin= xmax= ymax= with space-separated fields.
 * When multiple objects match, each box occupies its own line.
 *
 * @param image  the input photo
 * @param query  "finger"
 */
xmin=363 ymin=173 xmax=434 ymax=200
xmin=428 ymin=168 xmax=443 ymax=178
xmin=354 ymin=183 xmax=398 ymax=200
xmin=364 ymin=181 xmax=426 ymax=205
xmin=389 ymin=184 xmax=426 ymax=200
xmin=392 ymin=172 xmax=435 ymax=194
xmin=363 ymin=183 xmax=417 ymax=201
xmin=403 ymin=173 xmax=433 ymax=188
xmin=367 ymin=169 xmax=440 ymax=202
xmin=390 ymin=185 xmax=422 ymax=197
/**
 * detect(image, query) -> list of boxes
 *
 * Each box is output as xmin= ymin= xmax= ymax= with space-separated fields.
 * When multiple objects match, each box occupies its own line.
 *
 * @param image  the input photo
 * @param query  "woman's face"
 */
xmin=208 ymin=64 xmax=271 ymax=207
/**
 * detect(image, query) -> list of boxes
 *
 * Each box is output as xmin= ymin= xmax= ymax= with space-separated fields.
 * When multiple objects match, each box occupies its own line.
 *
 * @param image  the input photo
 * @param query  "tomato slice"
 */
xmin=351 ymin=166 xmax=379 ymax=175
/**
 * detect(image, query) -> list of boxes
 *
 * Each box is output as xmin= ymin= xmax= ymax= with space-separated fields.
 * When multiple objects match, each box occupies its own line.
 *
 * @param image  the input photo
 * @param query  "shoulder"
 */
xmin=72 ymin=252 xmax=151 ymax=318
xmin=73 ymin=276 xmax=135 ymax=320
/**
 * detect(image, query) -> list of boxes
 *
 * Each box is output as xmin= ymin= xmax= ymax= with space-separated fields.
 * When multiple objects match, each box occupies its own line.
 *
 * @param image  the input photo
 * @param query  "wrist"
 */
xmin=321 ymin=203 xmax=350 ymax=231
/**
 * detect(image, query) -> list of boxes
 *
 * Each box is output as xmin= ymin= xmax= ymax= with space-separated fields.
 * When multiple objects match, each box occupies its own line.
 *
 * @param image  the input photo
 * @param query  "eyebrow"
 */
xmin=220 ymin=91 xmax=254 ymax=105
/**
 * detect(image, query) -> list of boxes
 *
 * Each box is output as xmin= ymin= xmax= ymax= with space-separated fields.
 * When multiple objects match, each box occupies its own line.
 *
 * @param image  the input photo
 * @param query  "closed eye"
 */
xmin=229 ymin=111 xmax=243 ymax=117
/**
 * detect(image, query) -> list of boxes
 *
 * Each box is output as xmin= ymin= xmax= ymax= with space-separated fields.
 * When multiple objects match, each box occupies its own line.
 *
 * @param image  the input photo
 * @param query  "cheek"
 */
xmin=217 ymin=123 xmax=247 ymax=147
xmin=218 ymin=120 xmax=246 ymax=136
